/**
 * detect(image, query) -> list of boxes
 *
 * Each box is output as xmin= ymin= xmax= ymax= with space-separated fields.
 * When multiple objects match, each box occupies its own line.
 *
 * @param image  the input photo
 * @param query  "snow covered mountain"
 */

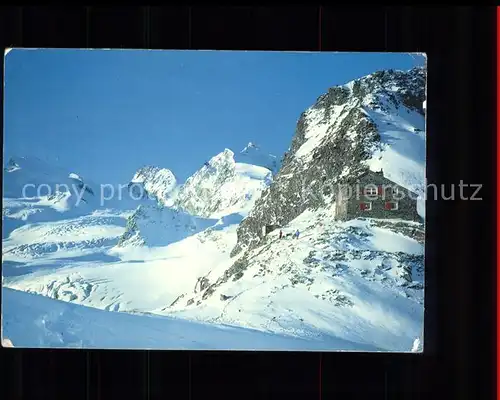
xmin=174 ymin=148 xmax=273 ymax=219
xmin=117 ymin=147 xmax=274 ymax=248
xmin=2 ymin=66 xmax=426 ymax=352
xmin=128 ymin=166 xmax=178 ymax=206
xmin=156 ymin=66 xmax=426 ymax=350
xmin=231 ymin=66 xmax=426 ymax=257
xmin=235 ymin=142 xmax=280 ymax=175
xmin=2 ymin=156 xmax=101 ymax=236
xmin=3 ymin=156 xmax=96 ymax=202
xmin=3 ymin=286 xmax=383 ymax=350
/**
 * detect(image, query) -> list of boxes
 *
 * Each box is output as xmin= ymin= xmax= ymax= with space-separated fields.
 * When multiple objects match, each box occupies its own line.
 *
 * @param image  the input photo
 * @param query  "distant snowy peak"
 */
xmin=2 ymin=156 xmax=101 ymax=228
xmin=186 ymin=148 xmax=237 ymax=186
xmin=242 ymin=142 xmax=258 ymax=151
xmin=3 ymin=155 xmax=96 ymax=201
xmin=174 ymin=148 xmax=272 ymax=218
xmin=129 ymin=166 xmax=178 ymax=206
xmin=4 ymin=156 xmax=61 ymax=176
xmin=236 ymin=142 xmax=280 ymax=174
xmin=131 ymin=166 xmax=177 ymax=190
xmin=5 ymin=158 xmax=21 ymax=173
xmin=132 ymin=166 xmax=177 ymax=187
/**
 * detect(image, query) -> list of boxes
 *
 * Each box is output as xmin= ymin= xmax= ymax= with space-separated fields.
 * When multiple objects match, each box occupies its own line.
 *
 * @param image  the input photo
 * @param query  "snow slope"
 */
xmin=4 ymin=220 xmax=237 ymax=313
xmin=236 ymin=142 xmax=280 ymax=174
xmin=3 ymin=213 xmax=127 ymax=265
xmin=3 ymin=205 xmax=423 ymax=352
xmin=116 ymin=203 xmax=218 ymax=247
xmin=3 ymin=287 xmax=381 ymax=350
xmin=362 ymin=103 xmax=426 ymax=217
xmin=4 ymin=221 xmax=238 ymax=315
xmin=164 ymin=209 xmax=424 ymax=352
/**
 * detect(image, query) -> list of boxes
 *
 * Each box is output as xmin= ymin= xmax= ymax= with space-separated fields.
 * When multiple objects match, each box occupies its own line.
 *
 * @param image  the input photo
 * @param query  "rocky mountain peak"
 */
xmin=205 ymin=148 xmax=237 ymax=176
xmin=230 ymin=66 xmax=426 ymax=257
xmin=4 ymin=157 xmax=21 ymax=173
xmin=173 ymin=148 xmax=271 ymax=219
xmin=128 ymin=165 xmax=178 ymax=206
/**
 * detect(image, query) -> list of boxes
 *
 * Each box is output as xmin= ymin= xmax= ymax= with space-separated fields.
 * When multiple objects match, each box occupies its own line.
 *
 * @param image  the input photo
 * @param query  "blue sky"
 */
xmin=4 ymin=49 xmax=425 ymax=184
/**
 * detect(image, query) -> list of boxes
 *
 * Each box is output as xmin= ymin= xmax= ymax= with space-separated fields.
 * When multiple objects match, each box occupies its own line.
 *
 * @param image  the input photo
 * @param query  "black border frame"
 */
xmin=0 ymin=6 xmax=495 ymax=399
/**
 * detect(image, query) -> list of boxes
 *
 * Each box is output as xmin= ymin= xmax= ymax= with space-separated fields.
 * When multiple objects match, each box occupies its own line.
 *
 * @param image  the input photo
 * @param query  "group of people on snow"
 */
xmin=278 ymin=229 xmax=300 ymax=240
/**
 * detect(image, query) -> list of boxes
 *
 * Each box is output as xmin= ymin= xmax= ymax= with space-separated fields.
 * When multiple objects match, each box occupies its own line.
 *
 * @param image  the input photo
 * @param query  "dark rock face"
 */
xmin=116 ymin=206 xmax=146 ymax=247
xmin=230 ymin=67 xmax=426 ymax=258
xmin=360 ymin=67 xmax=426 ymax=112
xmin=74 ymin=181 xmax=94 ymax=196
xmin=168 ymin=293 xmax=185 ymax=308
xmin=194 ymin=276 xmax=210 ymax=293
xmin=201 ymin=256 xmax=250 ymax=300
xmin=315 ymin=86 xmax=351 ymax=109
